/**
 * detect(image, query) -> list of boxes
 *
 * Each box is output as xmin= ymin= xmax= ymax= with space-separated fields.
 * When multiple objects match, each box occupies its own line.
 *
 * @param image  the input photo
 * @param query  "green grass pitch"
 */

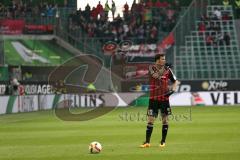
xmin=0 ymin=106 xmax=240 ymax=160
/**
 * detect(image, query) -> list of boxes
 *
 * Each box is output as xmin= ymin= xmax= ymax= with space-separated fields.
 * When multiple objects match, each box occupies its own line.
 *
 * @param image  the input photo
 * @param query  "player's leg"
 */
xmin=160 ymin=114 xmax=168 ymax=147
xmin=140 ymin=100 xmax=158 ymax=148
xmin=159 ymin=101 xmax=172 ymax=147
xmin=146 ymin=115 xmax=155 ymax=143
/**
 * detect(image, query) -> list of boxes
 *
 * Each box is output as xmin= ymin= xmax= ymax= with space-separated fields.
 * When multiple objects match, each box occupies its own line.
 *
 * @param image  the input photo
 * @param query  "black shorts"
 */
xmin=147 ymin=99 xmax=172 ymax=117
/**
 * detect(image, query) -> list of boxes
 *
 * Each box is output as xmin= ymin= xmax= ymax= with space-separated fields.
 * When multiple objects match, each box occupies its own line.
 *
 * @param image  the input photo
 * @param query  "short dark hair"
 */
xmin=155 ymin=54 xmax=165 ymax=62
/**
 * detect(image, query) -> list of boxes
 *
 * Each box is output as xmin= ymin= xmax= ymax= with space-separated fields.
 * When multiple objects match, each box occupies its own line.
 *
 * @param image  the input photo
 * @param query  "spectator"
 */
xmin=131 ymin=0 xmax=137 ymax=14
xmin=214 ymin=22 xmax=221 ymax=32
xmin=91 ymin=7 xmax=98 ymax=20
xmin=172 ymin=0 xmax=181 ymax=12
xmin=224 ymin=32 xmax=231 ymax=45
xmin=138 ymin=0 xmax=145 ymax=24
xmin=123 ymin=2 xmax=129 ymax=20
xmin=208 ymin=21 xmax=215 ymax=30
xmin=213 ymin=8 xmax=222 ymax=20
xmin=123 ymin=22 xmax=129 ymax=38
xmin=0 ymin=3 xmax=6 ymax=16
xmin=223 ymin=0 xmax=230 ymax=6
xmin=235 ymin=0 xmax=240 ymax=18
xmin=104 ymin=0 xmax=111 ymax=19
xmin=150 ymin=24 xmax=158 ymax=43
xmin=146 ymin=0 xmax=153 ymax=8
xmin=162 ymin=1 xmax=170 ymax=8
xmin=0 ymin=3 xmax=3 ymax=11
xmin=46 ymin=4 xmax=55 ymax=17
xmin=144 ymin=7 xmax=152 ymax=22
xmin=124 ymin=2 xmax=129 ymax=13
xmin=166 ymin=8 xmax=175 ymax=21
xmin=200 ymin=14 xmax=209 ymax=22
xmin=211 ymin=0 xmax=219 ymax=5
xmin=217 ymin=32 xmax=224 ymax=46
xmin=137 ymin=25 xmax=145 ymax=43
xmin=0 ymin=1 xmax=63 ymax=20
xmin=198 ymin=22 xmax=206 ymax=33
xmin=96 ymin=1 xmax=104 ymax=18
xmin=11 ymin=78 xmax=20 ymax=95
xmin=212 ymin=33 xmax=218 ymax=46
xmin=222 ymin=11 xmax=230 ymax=20
xmin=154 ymin=0 xmax=162 ymax=8
xmin=111 ymin=0 xmax=116 ymax=19
xmin=206 ymin=33 xmax=214 ymax=46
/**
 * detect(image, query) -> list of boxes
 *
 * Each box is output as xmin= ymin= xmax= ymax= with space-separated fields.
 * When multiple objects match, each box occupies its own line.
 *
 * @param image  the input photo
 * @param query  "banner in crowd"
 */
xmin=0 ymin=91 xmax=239 ymax=115
xmin=159 ymin=32 xmax=175 ymax=50
xmin=24 ymin=24 xmax=53 ymax=34
xmin=103 ymin=42 xmax=158 ymax=63
xmin=0 ymin=19 xmax=25 ymax=34
xmin=0 ymin=19 xmax=53 ymax=35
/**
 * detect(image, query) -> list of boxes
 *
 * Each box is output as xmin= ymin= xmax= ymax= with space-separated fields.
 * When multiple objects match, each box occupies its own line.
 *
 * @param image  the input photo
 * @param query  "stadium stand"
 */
xmin=54 ymin=0 xmax=184 ymax=75
xmin=173 ymin=1 xmax=240 ymax=80
xmin=1 ymin=0 xmax=240 ymax=94
xmin=66 ymin=0 xmax=182 ymax=43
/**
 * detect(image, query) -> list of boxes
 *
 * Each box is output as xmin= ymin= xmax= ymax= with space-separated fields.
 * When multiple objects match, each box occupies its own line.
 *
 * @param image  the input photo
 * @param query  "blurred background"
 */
xmin=0 ymin=0 xmax=240 ymax=112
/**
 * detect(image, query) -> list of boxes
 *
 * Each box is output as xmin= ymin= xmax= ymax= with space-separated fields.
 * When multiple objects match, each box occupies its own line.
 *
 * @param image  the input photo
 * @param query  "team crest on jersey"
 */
xmin=161 ymin=76 xmax=167 ymax=79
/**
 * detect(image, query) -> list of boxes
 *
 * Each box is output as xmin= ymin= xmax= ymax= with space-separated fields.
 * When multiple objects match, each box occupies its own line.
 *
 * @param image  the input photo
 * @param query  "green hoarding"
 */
xmin=0 ymin=67 xmax=9 ymax=81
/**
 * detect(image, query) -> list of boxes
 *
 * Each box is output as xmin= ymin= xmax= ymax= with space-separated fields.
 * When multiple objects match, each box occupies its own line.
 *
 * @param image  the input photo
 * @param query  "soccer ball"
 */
xmin=89 ymin=142 xmax=102 ymax=154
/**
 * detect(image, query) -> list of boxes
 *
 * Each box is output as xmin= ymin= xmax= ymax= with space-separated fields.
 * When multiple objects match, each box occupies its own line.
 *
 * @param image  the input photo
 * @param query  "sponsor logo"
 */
xmin=176 ymin=84 xmax=191 ymax=92
xmin=77 ymin=94 xmax=105 ymax=107
xmin=202 ymin=80 xmax=228 ymax=91
xmin=102 ymin=41 xmax=118 ymax=54
xmin=191 ymin=92 xmax=205 ymax=106
xmin=24 ymin=84 xmax=53 ymax=95
xmin=210 ymin=92 xmax=240 ymax=105
xmin=57 ymin=94 xmax=106 ymax=108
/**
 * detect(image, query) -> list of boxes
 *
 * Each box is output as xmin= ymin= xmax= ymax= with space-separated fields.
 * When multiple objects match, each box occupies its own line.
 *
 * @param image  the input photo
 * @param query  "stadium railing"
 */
xmin=0 ymin=34 xmax=3 ymax=65
xmin=172 ymin=2 xmax=240 ymax=80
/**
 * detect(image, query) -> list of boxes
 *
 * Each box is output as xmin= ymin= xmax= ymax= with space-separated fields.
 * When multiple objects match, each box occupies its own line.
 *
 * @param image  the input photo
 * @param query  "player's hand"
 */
xmin=152 ymin=73 xmax=159 ymax=79
xmin=172 ymin=80 xmax=180 ymax=92
xmin=164 ymin=89 xmax=175 ymax=97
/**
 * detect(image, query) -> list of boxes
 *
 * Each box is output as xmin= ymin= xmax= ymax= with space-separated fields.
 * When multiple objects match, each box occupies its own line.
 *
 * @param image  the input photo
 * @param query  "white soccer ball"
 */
xmin=89 ymin=141 xmax=102 ymax=154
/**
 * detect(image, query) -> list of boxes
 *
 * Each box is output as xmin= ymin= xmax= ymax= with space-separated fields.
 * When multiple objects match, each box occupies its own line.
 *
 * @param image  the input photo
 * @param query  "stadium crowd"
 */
xmin=0 ymin=0 xmax=60 ymax=19
xmin=68 ymin=0 xmax=181 ymax=44
xmin=198 ymin=8 xmax=232 ymax=46
xmin=221 ymin=0 xmax=240 ymax=18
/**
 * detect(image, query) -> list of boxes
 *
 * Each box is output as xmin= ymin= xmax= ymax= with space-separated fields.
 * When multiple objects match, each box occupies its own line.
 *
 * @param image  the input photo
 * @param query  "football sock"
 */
xmin=161 ymin=124 xmax=169 ymax=143
xmin=146 ymin=122 xmax=153 ymax=143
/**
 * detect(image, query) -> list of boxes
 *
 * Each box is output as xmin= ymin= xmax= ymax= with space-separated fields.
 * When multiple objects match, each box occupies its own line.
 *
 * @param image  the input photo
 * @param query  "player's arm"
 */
xmin=149 ymin=65 xmax=159 ymax=79
xmin=172 ymin=80 xmax=180 ymax=92
xmin=164 ymin=68 xmax=180 ymax=96
xmin=169 ymin=68 xmax=180 ymax=92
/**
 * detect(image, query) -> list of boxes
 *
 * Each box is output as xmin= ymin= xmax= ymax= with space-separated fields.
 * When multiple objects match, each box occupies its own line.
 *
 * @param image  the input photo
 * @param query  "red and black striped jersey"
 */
xmin=149 ymin=64 xmax=176 ymax=101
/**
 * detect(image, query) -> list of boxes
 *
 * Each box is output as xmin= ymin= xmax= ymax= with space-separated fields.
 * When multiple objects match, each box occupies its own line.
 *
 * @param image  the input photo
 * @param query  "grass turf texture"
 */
xmin=4 ymin=40 xmax=73 ymax=66
xmin=4 ymin=40 xmax=24 ymax=65
xmin=0 ymin=106 xmax=240 ymax=160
